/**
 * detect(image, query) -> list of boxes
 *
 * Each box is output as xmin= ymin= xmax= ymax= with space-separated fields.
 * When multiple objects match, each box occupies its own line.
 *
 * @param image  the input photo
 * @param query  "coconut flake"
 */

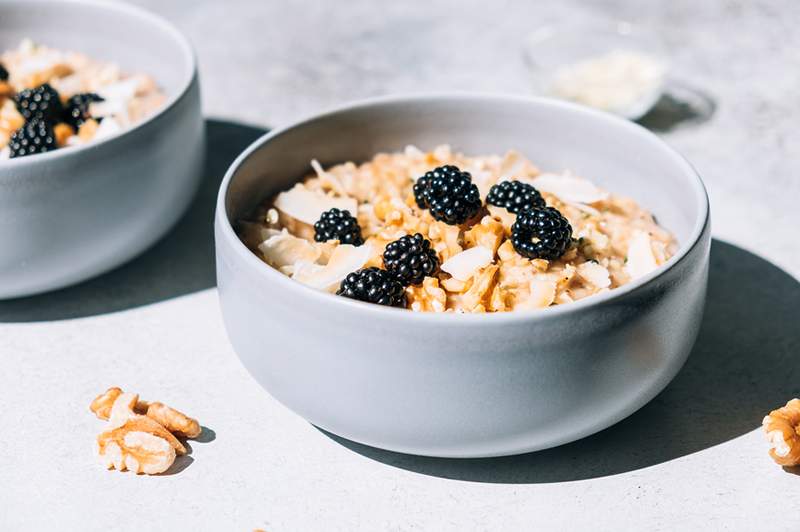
xmin=531 ymin=173 xmax=609 ymax=204
xmin=92 ymin=116 xmax=123 ymax=141
xmin=293 ymin=243 xmax=372 ymax=292
xmin=310 ymin=159 xmax=348 ymax=196
xmin=523 ymin=278 xmax=557 ymax=309
xmin=96 ymin=77 xmax=140 ymax=104
xmin=273 ymin=183 xmax=357 ymax=225
xmin=441 ymin=246 xmax=494 ymax=282
xmin=258 ymin=229 xmax=321 ymax=268
xmin=625 ymin=230 xmax=658 ymax=280
xmin=577 ymin=262 xmax=611 ymax=288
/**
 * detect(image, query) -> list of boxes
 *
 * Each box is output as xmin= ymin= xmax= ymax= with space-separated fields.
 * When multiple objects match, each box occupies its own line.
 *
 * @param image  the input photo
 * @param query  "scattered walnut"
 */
xmin=763 ymin=398 xmax=800 ymax=466
xmin=145 ymin=402 xmax=201 ymax=439
xmin=90 ymin=387 xmax=203 ymax=474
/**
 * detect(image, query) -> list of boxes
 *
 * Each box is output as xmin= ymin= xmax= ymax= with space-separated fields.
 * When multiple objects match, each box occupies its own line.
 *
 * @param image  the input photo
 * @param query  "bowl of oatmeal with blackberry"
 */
xmin=0 ymin=0 xmax=203 ymax=298
xmin=238 ymin=145 xmax=677 ymax=313
xmin=216 ymin=94 xmax=710 ymax=457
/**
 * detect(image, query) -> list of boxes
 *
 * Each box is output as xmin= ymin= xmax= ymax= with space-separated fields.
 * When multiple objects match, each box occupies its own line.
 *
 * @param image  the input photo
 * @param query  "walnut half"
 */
xmin=145 ymin=402 xmax=201 ymax=439
xmin=96 ymin=415 xmax=177 ymax=475
xmin=763 ymin=398 xmax=800 ymax=466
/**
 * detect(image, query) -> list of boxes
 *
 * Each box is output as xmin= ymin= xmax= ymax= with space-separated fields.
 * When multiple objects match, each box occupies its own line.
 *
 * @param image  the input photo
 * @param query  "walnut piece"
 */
xmin=90 ymin=387 xmax=200 ymax=439
xmin=90 ymin=386 xmax=147 ymax=420
xmin=96 ymin=415 xmax=177 ymax=475
xmin=763 ymin=398 xmax=800 ymax=466
xmin=90 ymin=387 xmax=124 ymax=420
xmin=145 ymin=402 xmax=202 ymax=439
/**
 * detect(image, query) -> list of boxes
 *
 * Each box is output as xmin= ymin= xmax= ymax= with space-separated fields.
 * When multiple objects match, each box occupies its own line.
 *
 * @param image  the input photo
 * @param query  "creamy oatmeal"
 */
xmin=239 ymin=145 xmax=677 ymax=313
xmin=0 ymin=39 xmax=165 ymax=159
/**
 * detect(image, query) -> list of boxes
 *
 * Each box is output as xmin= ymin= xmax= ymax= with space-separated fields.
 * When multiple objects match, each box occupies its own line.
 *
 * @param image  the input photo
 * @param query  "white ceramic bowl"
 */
xmin=215 ymin=94 xmax=710 ymax=458
xmin=0 ymin=0 xmax=204 ymax=298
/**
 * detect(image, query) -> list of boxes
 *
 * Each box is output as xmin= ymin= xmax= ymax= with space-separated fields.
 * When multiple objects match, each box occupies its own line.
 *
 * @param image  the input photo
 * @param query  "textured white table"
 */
xmin=2 ymin=1 xmax=799 ymax=530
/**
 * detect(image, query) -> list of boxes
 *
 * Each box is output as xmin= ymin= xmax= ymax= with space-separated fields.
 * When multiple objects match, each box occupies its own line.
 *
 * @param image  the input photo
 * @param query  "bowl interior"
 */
xmin=224 ymin=95 xmax=705 ymax=248
xmin=0 ymin=0 xmax=192 ymax=98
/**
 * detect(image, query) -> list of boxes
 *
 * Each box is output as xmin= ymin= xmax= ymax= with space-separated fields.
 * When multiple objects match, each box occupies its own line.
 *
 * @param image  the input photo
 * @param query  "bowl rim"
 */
xmin=216 ymin=92 xmax=710 ymax=325
xmin=0 ymin=0 xmax=197 ymax=169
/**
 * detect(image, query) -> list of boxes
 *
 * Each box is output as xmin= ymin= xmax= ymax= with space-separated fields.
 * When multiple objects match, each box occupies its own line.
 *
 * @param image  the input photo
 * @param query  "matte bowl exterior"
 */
xmin=216 ymin=95 xmax=710 ymax=458
xmin=0 ymin=0 xmax=204 ymax=298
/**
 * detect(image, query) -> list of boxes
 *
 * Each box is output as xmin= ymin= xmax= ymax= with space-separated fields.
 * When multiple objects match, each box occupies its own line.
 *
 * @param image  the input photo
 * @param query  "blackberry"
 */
xmin=337 ymin=267 xmax=407 ymax=308
xmin=0 ymin=63 xmax=8 ymax=81
xmin=14 ymin=83 xmax=64 ymax=123
xmin=62 ymin=92 xmax=104 ymax=129
xmin=511 ymin=207 xmax=573 ymax=260
xmin=313 ymin=208 xmax=363 ymax=245
xmin=8 ymin=119 xmax=57 ymax=158
xmin=383 ymin=233 xmax=439 ymax=286
xmin=486 ymin=180 xmax=545 ymax=214
xmin=413 ymin=165 xmax=482 ymax=225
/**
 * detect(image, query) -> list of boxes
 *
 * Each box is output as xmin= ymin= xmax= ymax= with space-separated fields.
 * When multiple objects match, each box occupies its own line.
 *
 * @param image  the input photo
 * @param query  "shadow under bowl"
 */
xmin=0 ymin=0 xmax=204 ymax=299
xmin=214 ymin=94 xmax=710 ymax=458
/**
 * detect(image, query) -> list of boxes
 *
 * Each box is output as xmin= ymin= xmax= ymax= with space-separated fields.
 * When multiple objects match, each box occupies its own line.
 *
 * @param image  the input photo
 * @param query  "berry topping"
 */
xmin=511 ymin=207 xmax=573 ymax=260
xmin=313 ymin=208 xmax=363 ymax=245
xmin=0 ymin=63 xmax=8 ymax=81
xmin=337 ymin=267 xmax=407 ymax=308
xmin=14 ymin=83 xmax=64 ymax=123
xmin=63 ymin=92 xmax=104 ymax=129
xmin=383 ymin=233 xmax=439 ymax=286
xmin=486 ymin=180 xmax=545 ymax=214
xmin=8 ymin=119 xmax=56 ymax=158
xmin=413 ymin=165 xmax=482 ymax=225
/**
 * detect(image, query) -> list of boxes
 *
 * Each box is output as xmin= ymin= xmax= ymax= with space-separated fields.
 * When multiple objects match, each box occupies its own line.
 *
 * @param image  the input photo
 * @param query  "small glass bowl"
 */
xmin=523 ymin=20 xmax=669 ymax=120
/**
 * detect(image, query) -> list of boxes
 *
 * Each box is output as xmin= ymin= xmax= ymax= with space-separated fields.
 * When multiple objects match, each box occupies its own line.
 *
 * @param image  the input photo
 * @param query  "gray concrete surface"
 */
xmin=1 ymin=1 xmax=798 ymax=530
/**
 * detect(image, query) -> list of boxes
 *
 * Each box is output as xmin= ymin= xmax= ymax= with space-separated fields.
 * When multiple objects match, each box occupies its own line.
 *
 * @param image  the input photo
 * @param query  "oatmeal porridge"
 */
xmin=0 ymin=39 xmax=165 ymax=159
xmin=239 ymin=145 xmax=677 ymax=313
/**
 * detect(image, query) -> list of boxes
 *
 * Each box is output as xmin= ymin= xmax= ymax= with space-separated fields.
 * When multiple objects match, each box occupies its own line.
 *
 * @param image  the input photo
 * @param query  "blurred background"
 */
xmin=127 ymin=0 xmax=799 ymax=277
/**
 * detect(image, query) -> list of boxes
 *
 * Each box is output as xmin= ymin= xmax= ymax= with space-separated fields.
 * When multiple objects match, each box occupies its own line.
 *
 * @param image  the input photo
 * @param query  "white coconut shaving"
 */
xmin=625 ymin=230 xmax=658 ymax=280
xmin=441 ymin=246 xmax=494 ymax=281
xmin=577 ymin=261 xmax=611 ymax=288
xmin=531 ymin=173 xmax=609 ymax=204
xmin=258 ymin=229 xmax=321 ymax=269
xmin=92 ymin=116 xmax=123 ymax=141
xmin=293 ymin=243 xmax=372 ymax=292
xmin=522 ymin=278 xmax=557 ymax=309
xmin=273 ymin=183 xmax=357 ymax=226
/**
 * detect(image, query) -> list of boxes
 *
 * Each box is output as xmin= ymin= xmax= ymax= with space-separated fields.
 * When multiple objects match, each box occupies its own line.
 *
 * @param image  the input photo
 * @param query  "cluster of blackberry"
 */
xmin=313 ymin=206 xmax=440 ymax=308
xmin=335 ymin=232 xmax=440 ymax=309
xmin=2 ymin=68 xmax=104 ymax=159
xmin=416 ymin=165 xmax=573 ymax=261
xmin=312 ymin=163 xmax=573 ymax=309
